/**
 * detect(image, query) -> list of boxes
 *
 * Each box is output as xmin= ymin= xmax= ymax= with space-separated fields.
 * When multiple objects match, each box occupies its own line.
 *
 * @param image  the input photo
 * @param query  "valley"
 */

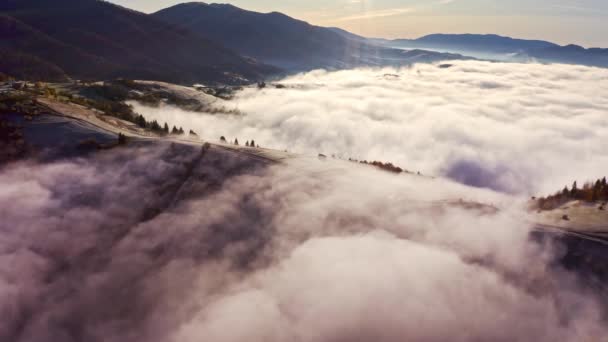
xmin=2 ymin=1 xmax=608 ymax=341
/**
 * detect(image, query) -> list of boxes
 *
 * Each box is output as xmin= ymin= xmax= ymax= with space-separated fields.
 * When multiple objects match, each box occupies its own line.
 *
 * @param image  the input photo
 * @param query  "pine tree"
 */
xmin=571 ymin=181 xmax=578 ymax=197
xmin=179 ymin=127 xmax=184 ymax=134
xmin=172 ymin=126 xmax=179 ymax=134
xmin=251 ymin=140 xmax=256 ymax=148
xmin=136 ymin=114 xmax=147 ymax=128
xmin=220 ymin=136 xmax=226 ymax=143
xmin=234 ymin=138 xmax=239 ymax=145
xmin=245 ymin=141 xmax=250 ymax=147
xmin=163 ymin=123 xmax=169 ymax=134
xmin=150 ymin=120 xmax=162 ymax=132
xmin=592 ymin=187 xmax=599 ymax=202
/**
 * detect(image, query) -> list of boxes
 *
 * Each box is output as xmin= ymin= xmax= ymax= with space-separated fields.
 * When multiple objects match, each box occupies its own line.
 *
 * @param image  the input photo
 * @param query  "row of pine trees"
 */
xmin=219 ymin=136 xmax=259 ymax=148
xmin=133 ymin=115 xmax=200 ymax=137
xmin=538 ymin=177 xmax=608 ymax=210
xmin=134 ymin=114 xmax=183 ymax=135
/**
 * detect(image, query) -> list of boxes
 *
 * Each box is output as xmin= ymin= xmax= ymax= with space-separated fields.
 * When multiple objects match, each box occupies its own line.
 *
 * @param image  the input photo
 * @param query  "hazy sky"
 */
xmin=110 ymin=0 xmax=608 ymax=47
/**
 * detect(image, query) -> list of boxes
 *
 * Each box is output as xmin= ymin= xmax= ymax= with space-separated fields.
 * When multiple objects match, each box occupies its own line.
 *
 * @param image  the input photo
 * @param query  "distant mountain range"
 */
xmin=0 ymin=0 xmax=276 ymax=84
xmin=153 ymin=2 xmax=470 ymax=72
xmin=2 ymin=0 xmax=606 ymax=84
xmin=0 ymin=0 xmax=471 ymax=84
xmin=519 ymin=44 xmax=608 ymax=68
xmin=384 ymin=34 xmax=558 ymax=54
xmin=379 ymin=34 xmax=608 ymax=67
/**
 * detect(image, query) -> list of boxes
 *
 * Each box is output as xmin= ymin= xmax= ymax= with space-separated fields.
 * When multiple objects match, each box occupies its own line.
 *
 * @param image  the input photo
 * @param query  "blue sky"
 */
xmin=110 ymin=0 xmax=608 ymax=47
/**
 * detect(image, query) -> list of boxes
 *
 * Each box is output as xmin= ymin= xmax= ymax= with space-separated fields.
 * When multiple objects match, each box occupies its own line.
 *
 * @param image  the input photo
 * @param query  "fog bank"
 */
xmin=0 ymin=142 xmax=606 ymax=341
xmin=132 ymin=61 xmax=608 ymax=195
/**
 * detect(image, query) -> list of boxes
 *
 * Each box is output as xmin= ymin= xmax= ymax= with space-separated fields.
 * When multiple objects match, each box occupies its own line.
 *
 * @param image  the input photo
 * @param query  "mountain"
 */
xmin=521 ymin=44 xmax=608 ymax=68
xmin=153 ymin=3 xmax=472 ymax=71
xmin=0 ymin=0 xmax=277 ymax=84
xmin=327 ymin=27 xmax=367 ymax=42
xmin=0 ymin=14 xmax=91 ymax=82
xmin=383 ymin=33 xmax=608 ymax=67
xmin=389 ymin=34 xmax=558 ymax=54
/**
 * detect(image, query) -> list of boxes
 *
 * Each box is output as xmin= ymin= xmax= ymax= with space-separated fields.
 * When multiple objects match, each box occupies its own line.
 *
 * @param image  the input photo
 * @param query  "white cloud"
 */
xmin=335 ymin=7 xmax=413 ymax=21
xmin=132 ymin=60 xmax=608 ymax=196
xmin=4 ymin=60 xmax=608 ymax=341
xmin=1 ymin=144 xmax=605 ymax=341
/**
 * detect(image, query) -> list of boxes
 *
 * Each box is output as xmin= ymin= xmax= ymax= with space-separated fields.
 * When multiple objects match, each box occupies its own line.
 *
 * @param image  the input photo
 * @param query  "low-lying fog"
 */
xmin=1 ymin=144 xmax=606 ymax=341
xmin=132 ymin=60 xmax=608 ymax=196
xmin=3 ymin=60 xmax=608 ymax=341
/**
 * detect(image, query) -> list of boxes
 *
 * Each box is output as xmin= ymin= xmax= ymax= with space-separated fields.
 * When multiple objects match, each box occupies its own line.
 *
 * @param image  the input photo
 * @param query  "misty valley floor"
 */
xmin=2 ymin=136 xmax=608 ymax=341
xmin=3 ymin=60 xmax=608 ymax=341
xmin=133 ymin=60 xmax=608 ymax=196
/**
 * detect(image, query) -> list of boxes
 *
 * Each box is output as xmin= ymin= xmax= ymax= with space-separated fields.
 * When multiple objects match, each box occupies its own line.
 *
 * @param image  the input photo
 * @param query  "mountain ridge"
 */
xmin=153 ymin=2 xmax=472 ymax=71
xmin=381 ymin=33 xmax=608 ymax=67
xmin=0 ymin=0 xmax=277 ymax=84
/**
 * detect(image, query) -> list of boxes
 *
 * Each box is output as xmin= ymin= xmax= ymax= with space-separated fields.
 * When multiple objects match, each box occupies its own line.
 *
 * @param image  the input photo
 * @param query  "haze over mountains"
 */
xmin=0 ymin=0 xmax=469 ymax=84
xmin=153 ymin=2 xmax=468 ymax=71
xmin=1 ymin=0 xmax=607 ymax=85
xmin=379 ymin=34 xmax=608 ymax=67
xmin=380 ymin=34 xmax=558 ymax=57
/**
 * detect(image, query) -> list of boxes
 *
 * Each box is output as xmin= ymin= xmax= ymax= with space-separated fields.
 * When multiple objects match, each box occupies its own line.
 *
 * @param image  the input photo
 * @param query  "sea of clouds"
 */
xmin=0 ymin=142 xmax=606 ymax=341
xmin=3 ymin=60 xmax=608 ymax=341
xmin=131 ymin=60 xmax=608 ymax=195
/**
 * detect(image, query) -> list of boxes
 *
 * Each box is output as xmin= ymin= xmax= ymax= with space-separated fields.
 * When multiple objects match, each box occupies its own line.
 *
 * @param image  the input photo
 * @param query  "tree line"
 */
xmin=219 ymin=136 xmax=259 ymax=148
xmin=537 ymin=177 xmax=608 ymax=210
xmin=133 ymin=115 xmax=187 ymax=136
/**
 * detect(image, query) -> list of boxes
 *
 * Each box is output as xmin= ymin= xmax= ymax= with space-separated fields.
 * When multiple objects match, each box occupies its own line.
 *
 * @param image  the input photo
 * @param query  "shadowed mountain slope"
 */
xmin=0 ymin=0 xmax=277 ymax=84
xmin=154 ymin=2 xmax=471 ymax=71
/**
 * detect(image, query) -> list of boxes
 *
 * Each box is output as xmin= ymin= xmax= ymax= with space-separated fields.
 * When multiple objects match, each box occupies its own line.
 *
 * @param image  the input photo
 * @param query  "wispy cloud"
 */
xmin=551 ymin=2 xmax=607 ymax=15
xmin=336 ymin=7 xmax=413 ymax=21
